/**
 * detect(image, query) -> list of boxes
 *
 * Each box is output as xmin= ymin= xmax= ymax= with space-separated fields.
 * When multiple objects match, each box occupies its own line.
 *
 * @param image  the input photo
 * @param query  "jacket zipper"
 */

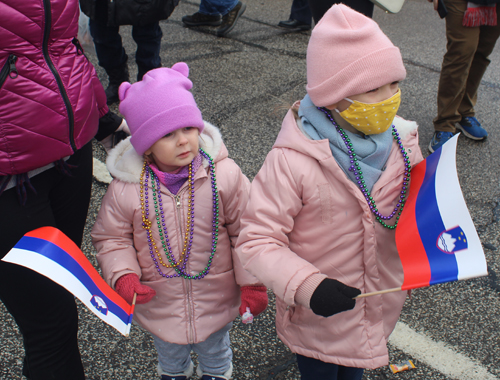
xmin=186 ymin=275 xmax=194 ymax=343
xmin=0 ymin=55 xmax=18 ymax=89
xmin=42 ymin=0 xmax=77 ymax=152
xmin=173 ymin=190 xmax=195 ymax=343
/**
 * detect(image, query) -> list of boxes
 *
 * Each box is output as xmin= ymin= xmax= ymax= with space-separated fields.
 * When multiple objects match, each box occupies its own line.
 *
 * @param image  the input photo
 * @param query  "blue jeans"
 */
xmin=89 ymin=19 xmax=162 ymax=75
xmin=296 ymin=354 xmax=364 ymax=380
xmin=199 ymin=0 xmax=239 ymax=16
xmin=154 ymin=322 xmax=233 ymax=375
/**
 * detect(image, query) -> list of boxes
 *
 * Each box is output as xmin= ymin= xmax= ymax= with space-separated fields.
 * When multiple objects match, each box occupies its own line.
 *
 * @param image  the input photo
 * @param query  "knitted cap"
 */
xmin=118 ymin=63 xmax=204 ymax=156
xmin=306 ymin=4 xmax=406 ymax=107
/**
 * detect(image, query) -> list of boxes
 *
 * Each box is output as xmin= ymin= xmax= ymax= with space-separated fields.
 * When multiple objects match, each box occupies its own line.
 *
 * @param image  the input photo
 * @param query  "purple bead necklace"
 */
xmin=318 ymin=107 xmax=411 ymax=229
xmin=140 ymin=148 xmax=219 ymax=279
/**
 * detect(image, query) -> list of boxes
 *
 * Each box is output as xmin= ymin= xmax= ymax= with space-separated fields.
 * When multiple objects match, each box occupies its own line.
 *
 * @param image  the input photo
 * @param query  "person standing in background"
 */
xmin=182 ymin=0 xmax=246 ymax=37
xmin=307 ymin=0 xmax=374 ymax=22
xmin=79 ymin=0 xmax=179 ymax=104
xmin=427 ymin=0 xmax=500 ymax=152
xmin=278 ymin=0 xmax=313 ymax=31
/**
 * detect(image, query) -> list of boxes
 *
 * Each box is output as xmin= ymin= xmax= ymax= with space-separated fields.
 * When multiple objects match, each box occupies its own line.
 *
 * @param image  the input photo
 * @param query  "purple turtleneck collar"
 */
xmin=149 ymin=153 xmax=203 ymax=194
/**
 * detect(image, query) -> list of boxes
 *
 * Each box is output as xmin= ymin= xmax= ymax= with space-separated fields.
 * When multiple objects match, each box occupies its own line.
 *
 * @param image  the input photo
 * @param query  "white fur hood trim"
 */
xmin=392 ymin=115 xmax=418 ymax=141
xmin=106 ymin=121 xmax=224 ymax=183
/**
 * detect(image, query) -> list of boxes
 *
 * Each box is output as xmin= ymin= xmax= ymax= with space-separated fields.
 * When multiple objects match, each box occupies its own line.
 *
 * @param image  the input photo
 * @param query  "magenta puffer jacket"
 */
xmin=92 ymin=122 xmax=260 ymax=344
xmin=0 ymin=0 xmax=108 ymax=175
xmin=236 ymin=105 xmax=424 ymax=369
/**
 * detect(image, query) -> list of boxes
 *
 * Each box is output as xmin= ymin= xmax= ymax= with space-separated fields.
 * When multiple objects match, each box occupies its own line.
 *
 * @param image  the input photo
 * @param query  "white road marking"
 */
xmin=390 ymin=322 xmax=498 ymax=379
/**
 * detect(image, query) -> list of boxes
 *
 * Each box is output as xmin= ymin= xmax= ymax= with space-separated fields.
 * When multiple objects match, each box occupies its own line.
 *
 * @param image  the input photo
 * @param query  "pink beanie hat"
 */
xmin=118 ymin=62 xmax=204 ymax=156
xmin=306 ymin=4 xmax=406 ymax=107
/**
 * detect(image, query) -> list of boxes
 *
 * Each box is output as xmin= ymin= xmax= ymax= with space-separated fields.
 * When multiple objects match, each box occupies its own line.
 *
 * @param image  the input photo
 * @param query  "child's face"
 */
xmin=327 ymin=81 xmax=400 ymax=112
xmin=145 ymin=127 xmax=200 ymax=172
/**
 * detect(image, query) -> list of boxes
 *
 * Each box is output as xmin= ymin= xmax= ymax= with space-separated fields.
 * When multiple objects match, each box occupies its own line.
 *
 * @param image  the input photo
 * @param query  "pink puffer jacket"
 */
xmin=236 ymin=105 xmax=424 ymax=369
xmin=0 ymin=0 xmax=108 ymax=175
xmin=92 ymin=122 xmax=260 ymax=344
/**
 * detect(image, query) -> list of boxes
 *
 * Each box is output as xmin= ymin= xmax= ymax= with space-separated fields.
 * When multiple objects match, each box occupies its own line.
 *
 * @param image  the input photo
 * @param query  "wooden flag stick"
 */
xmin=354 ymin=287 xmax=402 ymax=299
xmin=132 ymin=292 xmax=137 ymax=306
xmin=125 ymin=293 xmax=138 ymax=338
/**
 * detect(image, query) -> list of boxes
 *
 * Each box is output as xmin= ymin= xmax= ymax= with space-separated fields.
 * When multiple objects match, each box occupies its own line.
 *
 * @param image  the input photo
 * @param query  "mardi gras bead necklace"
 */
xmin=140 ymin=162 xmax=191 ymax=268
xmin=140 ymin=148 xmax=219 ymax=279
xmin=318 ymin=107 xmax=411 ymax=229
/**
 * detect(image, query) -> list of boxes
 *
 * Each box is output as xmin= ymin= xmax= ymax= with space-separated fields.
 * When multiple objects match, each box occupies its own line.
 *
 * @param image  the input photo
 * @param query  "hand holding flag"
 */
xmin=396 ymin=134 xmax=487 ymax=290
xmin=357 ymin=134 xmax=488 ymax=298
xmin=114 ymin=273 xmax=156 ymax=304
xmin=2 ymin=227 xmax=136 ymax=336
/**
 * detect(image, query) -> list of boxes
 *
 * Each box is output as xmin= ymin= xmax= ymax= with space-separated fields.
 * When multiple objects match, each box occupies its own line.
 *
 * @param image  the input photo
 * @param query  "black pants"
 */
xmin=308 ymin=0 xmax=373 ymax=23
xmin=0 ymin=142 xmax=93 ymax=380
xmin=296 ymin=354 xmax=364 ymax=380
xmin=89 ymin=19 xmax=162 ymax=77
xmin=290 ymin=0 xmax=313 ymax=26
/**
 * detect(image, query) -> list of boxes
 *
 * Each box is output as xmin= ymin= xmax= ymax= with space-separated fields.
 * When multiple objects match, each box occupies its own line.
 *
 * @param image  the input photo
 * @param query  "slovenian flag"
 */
xmin=2 ymin=227 xmax=134 ymax=336
xmin=395 ymin=134 xmax=488 ymax=290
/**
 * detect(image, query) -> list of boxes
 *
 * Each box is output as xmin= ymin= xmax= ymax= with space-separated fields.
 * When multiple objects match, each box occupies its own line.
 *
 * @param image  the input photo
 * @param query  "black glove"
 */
xmin=94 ymin=110 xmax=123 ymax=141
xmin=309 ymin=278 xmax=361 ymax=317
xmin=96 ymin=112 xmax=130 ymax=153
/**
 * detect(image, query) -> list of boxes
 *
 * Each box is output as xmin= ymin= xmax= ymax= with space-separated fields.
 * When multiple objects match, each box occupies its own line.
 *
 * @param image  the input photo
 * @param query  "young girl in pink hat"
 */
xmin=91 ymin=62 xmax=268 ymax=380
xmin=236 ymin=5 xmax=424 ymax=380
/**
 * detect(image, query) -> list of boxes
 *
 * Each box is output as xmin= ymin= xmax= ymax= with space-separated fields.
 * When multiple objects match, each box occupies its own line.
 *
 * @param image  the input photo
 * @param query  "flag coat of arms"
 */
xmin=2 ymin=227 xmax=134 ymax=336
xmin=395 ymin=134 xmax=488 ymax=290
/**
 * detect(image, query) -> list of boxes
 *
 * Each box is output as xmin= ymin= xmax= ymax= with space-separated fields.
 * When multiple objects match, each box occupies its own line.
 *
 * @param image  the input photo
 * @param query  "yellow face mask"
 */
xmin=337 ymin=89 xmax=401 ymax=135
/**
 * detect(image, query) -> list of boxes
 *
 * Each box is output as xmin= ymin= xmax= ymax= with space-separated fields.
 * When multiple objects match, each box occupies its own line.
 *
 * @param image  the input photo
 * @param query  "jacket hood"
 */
xmin=107 ymin=121 xmax=226 ymax=183
xmin=274 ymin=102 xmax=418 ymax=162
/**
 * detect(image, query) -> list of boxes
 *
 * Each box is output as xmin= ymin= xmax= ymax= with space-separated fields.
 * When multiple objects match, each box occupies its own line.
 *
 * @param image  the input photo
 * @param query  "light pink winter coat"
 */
xmin=236 ymin=105 xmax=424 ymax=369
xmin=92 ymin=122 xmax=259 ymax=344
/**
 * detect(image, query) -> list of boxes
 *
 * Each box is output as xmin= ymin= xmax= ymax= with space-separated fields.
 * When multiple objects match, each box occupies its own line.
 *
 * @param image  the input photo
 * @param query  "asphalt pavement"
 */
xmin=1 ymin=0 xmax=500 ymax=378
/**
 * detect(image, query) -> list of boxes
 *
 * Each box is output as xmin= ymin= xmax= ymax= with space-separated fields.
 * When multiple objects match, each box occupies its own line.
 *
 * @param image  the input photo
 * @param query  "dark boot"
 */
xmin=104 ymin=60 xmax=129 ymax=105
xmin=182 ymin=12 xmax=222 ymax=27
xmin=217 ymin=1 xmax=246 ymax=37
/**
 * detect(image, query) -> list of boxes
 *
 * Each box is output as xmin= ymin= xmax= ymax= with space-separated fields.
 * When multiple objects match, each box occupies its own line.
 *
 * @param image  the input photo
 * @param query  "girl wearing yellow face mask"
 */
xmin=329 ymin=82 xmax=401 ymax=136
xmin=236 ymin=5 xmax=424 ymax=380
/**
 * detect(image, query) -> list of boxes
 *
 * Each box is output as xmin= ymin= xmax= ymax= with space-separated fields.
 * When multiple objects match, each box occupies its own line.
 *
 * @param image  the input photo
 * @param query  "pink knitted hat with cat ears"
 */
xmin=118 ymin=62 xmax=204 ymax=156
xmin=306 ymin=4 xmax=406 ymax=107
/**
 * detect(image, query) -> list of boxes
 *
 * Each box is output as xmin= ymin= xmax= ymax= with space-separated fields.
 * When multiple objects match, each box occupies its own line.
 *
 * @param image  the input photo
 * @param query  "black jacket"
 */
xmin=80 ymin=0 xmax=179 ymax=27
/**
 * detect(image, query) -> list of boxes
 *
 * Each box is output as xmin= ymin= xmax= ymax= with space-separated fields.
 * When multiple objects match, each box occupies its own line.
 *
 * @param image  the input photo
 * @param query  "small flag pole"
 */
xmin=125 ymin=293 xmax=138 ymax=338
xmin=354 ymin=287 xmax=402 ymax=299
xmin=132 ymin=292 xmax=137 ymax=306
xmin=3 ymin=227 xmax=137 ymax=336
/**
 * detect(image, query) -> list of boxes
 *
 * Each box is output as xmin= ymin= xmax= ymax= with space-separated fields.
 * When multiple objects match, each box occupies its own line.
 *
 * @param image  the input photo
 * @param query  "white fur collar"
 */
xmin=106 ymin=121 xmax=224 ymax=183
xmin=392 ymin=116 xmax=418 ymax=140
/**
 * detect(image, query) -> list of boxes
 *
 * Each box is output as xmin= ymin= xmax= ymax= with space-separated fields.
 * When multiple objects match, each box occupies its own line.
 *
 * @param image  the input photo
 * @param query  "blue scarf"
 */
xmin=299 ymin=94 xmax=393 ymax=192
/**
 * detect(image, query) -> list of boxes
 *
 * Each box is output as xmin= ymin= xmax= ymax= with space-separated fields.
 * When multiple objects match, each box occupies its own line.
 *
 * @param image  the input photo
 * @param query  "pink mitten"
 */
xmin=114 ymin=273 xmax=156 ymax=304
xmin=239 ymin=286 xmax=268 ymax=318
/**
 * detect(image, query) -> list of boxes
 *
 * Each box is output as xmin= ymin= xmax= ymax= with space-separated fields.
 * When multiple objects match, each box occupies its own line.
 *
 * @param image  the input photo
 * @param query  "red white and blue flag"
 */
xmin=396 ymin=134 xmax=488 ymax=290
xmin=2 ymin=227 xmax=134 ymax=336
